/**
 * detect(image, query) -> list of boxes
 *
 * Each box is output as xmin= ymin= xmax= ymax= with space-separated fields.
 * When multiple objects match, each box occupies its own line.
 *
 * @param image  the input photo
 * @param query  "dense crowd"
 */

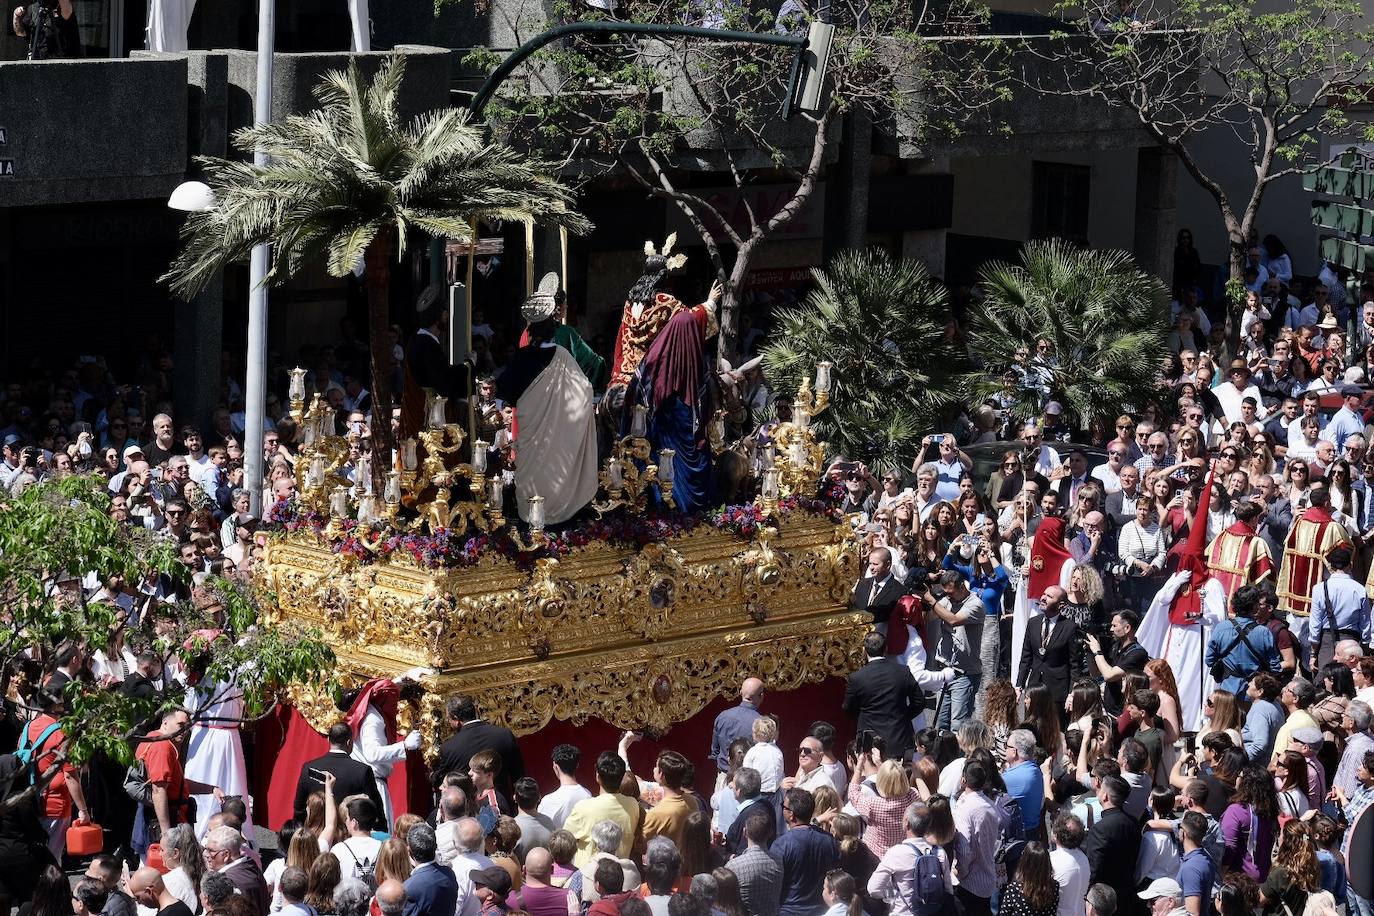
xmin=4 ymin=228 xmax=1374 ymax=916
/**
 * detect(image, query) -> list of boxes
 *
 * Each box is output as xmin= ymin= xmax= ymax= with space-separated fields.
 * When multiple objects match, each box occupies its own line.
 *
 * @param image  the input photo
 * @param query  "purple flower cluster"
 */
xmin=262 ymin=484 xmax=842 ymax=572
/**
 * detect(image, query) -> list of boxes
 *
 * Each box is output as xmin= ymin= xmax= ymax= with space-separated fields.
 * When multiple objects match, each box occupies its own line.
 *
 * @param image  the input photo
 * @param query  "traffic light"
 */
xmin=796 ymin=21 xmax=835 ymax=116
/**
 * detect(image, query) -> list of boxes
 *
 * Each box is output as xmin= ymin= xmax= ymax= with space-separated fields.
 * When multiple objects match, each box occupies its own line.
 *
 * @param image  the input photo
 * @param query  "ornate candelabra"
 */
xmin=592 ymin=405 xmax=676 ymax=514
xmin=756 ymin=361 xmax=831 ymax=513
xmin=290 ymin=372 xmax=503 ymax=540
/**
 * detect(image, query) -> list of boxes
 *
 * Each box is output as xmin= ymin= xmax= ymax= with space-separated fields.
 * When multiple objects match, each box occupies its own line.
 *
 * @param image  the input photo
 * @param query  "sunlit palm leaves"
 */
xmin=762 ymin=249 xmax=962 ymax=468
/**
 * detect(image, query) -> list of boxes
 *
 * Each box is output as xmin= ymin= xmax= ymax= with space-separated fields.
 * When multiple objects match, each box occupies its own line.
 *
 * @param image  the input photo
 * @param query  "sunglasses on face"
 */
xmin=1292 ymin=467 xmax=1308 ymax=474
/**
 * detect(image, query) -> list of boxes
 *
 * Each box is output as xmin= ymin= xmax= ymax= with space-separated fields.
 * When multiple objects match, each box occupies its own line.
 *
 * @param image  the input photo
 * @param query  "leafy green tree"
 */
xmin=960 ymin=239 xmax=1169 ymax=430
xmin=1024 ymin=0 xmax=1374 ymax=329
xmin=1 ymin=475 xmax=334 ymax=765
xmin=470 ymin=0 xmax=1008 ymax=365
xmin=761 ymin=249 xmax=962 ymax=467
xmin=163 ymin=54 xmax=590 ymax=477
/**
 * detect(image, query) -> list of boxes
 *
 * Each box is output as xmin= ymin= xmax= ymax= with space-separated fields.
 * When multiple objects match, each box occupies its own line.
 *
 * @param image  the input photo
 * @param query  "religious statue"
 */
xmin=495 ymin=275 xmax=600 ymax=525
xmin=608 ymin=234 xmax=721 ymax=391
xmin=623 ymin=308 xmax=719 ymax=514
xmin=517 ymin=272 xmax=606 ymax=387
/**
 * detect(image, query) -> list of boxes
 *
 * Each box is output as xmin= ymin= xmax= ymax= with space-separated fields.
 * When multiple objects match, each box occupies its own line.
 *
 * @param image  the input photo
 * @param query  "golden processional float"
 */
xmin=255 ymin=361 xmax=869 ymax=749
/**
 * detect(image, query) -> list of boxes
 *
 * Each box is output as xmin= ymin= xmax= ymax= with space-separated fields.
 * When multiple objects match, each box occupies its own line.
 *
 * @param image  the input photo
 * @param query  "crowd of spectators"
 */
xmin=5 ymin=231 xmax=1374 ymax=916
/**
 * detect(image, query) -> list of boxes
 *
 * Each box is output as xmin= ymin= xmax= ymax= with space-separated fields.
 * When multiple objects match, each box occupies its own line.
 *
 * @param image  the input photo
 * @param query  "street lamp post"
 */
xmin=243 ymin=0 xmax=276 ymax=516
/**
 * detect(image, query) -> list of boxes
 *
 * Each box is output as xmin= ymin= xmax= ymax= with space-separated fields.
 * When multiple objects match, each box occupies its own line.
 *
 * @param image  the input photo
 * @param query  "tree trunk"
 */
xmin=365 ymin=227 xmax=396 ymax=496
xmin=1224 ymin=218 xmax=1248 ymax=353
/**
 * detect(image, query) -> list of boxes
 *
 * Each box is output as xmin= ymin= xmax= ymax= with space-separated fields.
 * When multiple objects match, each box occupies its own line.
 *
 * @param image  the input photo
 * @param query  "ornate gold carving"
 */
xmin=261 ymin=512 xmax=866 ymax=737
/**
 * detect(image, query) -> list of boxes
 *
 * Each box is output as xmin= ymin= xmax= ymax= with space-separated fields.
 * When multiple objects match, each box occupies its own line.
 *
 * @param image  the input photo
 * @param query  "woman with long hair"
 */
xmin=1259 ymin=819 xmax=1322 ymax=915
xmin=1199 ymin=689 xmax=1245 ymax=748
xmin=1314 ymin=661 xmax=1355 ymax=744
xmin=160 ymin=823 xmax=205 ymax=913
xmin=1149 ymin=473 xmax=1178 ymax=534
xmin=374 ymin=836 xmax=413 ymax=885
xmin=1328 ymin=459 xmax=1364 ymax=530
xmin=1285 ymin=459 xmax=1312 ymax=507
xmin=1023 ymin=685 xmax=1066 ymax=773
xmin=828 ymin=813 xmax=879 ymax=896
xmin=1177 ymin=428 xmax=1204 ymax=462
xmin=999 ymin=841 xmax=1059 ymax=916
xmin=305 ymin=853 xmax=342 ymax=914
xmin=710 ymin=868 xmax=745 ymax=916
xmin=931 ymin=501 xmax=959 ymax=542
xmin=1068 ymin=681 xmax=1103 ymax=736
xmin=810 ymin=784 xmax=841 ymax=826
xmin=22 ymin=865 xmax=69 ymax=916
xmin=679 ymin=810 xmax=720 ymax=877
xmin=1274 ymin=750 xmax=1310 ymax=818
xmin=1222 ymin=764 xmax=1279 ymax=881
xmin=848 ymin=759 xmax=920 ymax=857
xmin=910 ymin=517 xmax=948 ymax=595
xmin=1145 ymin=659 xmax=1184 ymax=749
xmin=1247 ymin=440 xmax=1277 ymax=478
xmin=983 ymin=681 xmax=1019 ymax=764
xmin=822 ymin=870 xmax=863 ymax=916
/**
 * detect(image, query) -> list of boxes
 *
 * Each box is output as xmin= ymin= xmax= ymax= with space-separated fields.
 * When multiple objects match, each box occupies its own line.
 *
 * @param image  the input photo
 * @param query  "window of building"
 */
xmin=1031 ymin=161 xmax=1091 ymax=246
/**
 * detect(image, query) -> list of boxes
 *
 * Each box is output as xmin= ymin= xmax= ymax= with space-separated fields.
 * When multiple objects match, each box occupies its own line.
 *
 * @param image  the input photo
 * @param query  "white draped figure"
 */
xmin=351 ymin=700 xmax=411 ymax=827
xmin=184 ymin=677 xmax=251 ymax=839
xmin=1137 ymin=570 xmax=1228 ymax=732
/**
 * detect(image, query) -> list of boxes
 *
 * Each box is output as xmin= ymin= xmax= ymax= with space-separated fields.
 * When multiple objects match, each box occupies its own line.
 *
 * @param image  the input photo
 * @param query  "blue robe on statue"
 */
xmin=624 ymin=309 xmax=716 ymax=514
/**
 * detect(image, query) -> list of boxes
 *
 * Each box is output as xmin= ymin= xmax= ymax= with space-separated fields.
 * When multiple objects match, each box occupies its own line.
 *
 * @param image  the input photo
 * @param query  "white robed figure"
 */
xmin=184 ymin=677 xmax=252 ymax=839
xmin=1137 ymin=464 xmax=1225 ymax=732
xmin=1137 ymin=570 xmax=1227 ymax=731
xmin=496 ymin=279 xmax=601 ymax=525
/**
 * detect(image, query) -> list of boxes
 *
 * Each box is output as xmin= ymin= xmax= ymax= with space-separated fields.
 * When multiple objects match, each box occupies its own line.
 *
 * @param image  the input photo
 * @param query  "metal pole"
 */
xmin=244 ymin=0 xmax=275 ymax=516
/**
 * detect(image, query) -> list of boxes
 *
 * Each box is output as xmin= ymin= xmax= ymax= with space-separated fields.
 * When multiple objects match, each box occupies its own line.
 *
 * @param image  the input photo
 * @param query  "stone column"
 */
xmin=823 ymin=110 xmax=872 ymax=261
xmin=1133 ymin=146 xmax=1178 ymax=289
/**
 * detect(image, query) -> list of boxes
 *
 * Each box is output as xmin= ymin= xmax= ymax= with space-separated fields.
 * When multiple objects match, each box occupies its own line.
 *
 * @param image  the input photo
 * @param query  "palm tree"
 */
xmin=163 ymin=54 xmax=591 ymax=486
xmin=761 ymin=249 xmax=962 ymax=468
xmin=961 ymin=239 xmax=1169 ymax=431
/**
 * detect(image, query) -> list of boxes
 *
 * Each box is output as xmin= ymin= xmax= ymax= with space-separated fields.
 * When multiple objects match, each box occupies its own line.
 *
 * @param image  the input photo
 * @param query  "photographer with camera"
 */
xmin=11 ymin=0 xmax=80 ymax=59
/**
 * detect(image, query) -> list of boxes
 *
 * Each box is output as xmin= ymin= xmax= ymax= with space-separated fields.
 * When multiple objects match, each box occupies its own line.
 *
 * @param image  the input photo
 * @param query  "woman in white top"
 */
xmin=160 ymin=824 xmax=204 ymax=914
xmin=1117 ymin=497 xmax=1168 ymax=612
xmin=937 ymin=721 xmax=993 ymax=797
xmin=1273 ymin=750 xmax=1310 ymax=818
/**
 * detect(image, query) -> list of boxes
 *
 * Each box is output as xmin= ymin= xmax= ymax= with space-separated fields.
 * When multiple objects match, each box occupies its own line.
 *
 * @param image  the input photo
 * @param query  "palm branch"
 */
xmin=162 ymin=54 xmax=592 ymax=479
xmin=762 ymin=249 xmax=963 ymax=468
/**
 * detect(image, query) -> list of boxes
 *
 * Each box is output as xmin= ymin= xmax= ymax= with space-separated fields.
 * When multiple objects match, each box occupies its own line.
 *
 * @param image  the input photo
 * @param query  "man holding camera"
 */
xmin=11 ymin=0 xmax=80 ymax=59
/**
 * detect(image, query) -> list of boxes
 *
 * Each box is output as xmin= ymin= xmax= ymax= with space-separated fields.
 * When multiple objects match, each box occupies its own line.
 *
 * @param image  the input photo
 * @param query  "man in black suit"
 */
xmin=1017 ymin=586 xmax=1082 ymax=715
xmin=841 ymin=631 xmax=925 ymax=761
xmin=293 ymin=723 xmax=385 ymax=822
xmin=433 ymin=696 xmax=525 ymax=794
xmin=848 ymin=547 xmax=908 ymax=621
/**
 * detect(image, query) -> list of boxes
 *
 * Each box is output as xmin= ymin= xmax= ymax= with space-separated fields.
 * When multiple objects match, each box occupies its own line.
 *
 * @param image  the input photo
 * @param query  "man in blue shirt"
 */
xmin=1178 ymin=811 xmax=1217 ymax=916
xmin=1205 ymin=585 xmax=1281 ymax=695
xmin=1309 ymin=547 xmax=1372 ymax=669
xmin=1002 ymin=729 xmax=1044 ymax=834
xmin=1321 ymin=383 xmax=1367 ymax=451
xmin=770 ymin=788 xmax=838 ymax=916
xmin=711 ymin=678 xmax=763 ymax=779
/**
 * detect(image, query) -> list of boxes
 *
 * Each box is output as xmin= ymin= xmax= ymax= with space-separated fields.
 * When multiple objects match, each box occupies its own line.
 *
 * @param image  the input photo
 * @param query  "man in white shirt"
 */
xmin=331 ymin=797 xmax=384 ymax=881
xmin=1021 ymin=423 xmax=1062 ymax=476
xmin=1091 ymin=445 xmax=1127 ymax=494
xmin=537 ymin=744 xmax=592 ymax=829
xmin=784 ymin=735 xmax=833 ymax=793
xmin=1049 ymin=812 xmax=1090 ymax=916
xmin=1213 ymin=360 xmax=1268 ymax=425
xmin=445 ymin=817 xmax=494 ymax=916
xmin=1288 ymin=391 xmax=1327 ymax=449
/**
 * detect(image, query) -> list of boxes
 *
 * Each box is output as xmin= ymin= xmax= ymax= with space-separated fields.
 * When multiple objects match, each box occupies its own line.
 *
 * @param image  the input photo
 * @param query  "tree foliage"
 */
xmin=961 ymin=239 xmax=1169 ymax=428
xmin=162 ymin=54 xmax=590 ymax=471
xmin=762 ymin=249 xmax=962 ymax=468
xmin=1023 ymin=0 xmax=1374 ymax=311
xmin=1 ymin=475 xmax=335 ymax=764
xmin=469 ymin=0 xmax=1008 ymax=364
